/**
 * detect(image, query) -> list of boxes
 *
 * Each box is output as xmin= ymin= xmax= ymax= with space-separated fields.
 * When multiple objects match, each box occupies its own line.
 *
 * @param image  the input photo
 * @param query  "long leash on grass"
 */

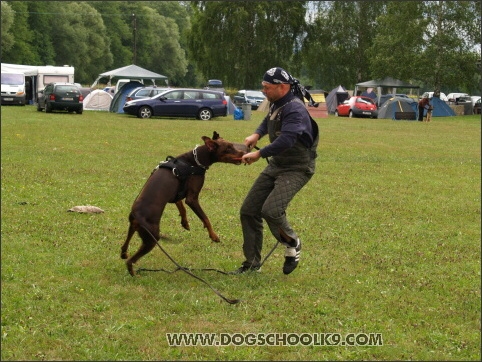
xmin=136 ymin=227 xmax=281 ymax=305
xmin=137 ymin=225 xmax=241 ymax=304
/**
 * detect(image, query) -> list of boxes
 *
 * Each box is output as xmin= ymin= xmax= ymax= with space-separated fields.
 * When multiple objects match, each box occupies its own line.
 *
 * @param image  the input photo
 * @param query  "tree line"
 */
xmin=1 ymin=1 xmax=480 ymax=94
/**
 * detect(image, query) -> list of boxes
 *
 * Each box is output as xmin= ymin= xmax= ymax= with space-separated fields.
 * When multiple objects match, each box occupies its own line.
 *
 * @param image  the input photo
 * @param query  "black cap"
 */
xmin=263 ymin=67 xmax=293 ymax=84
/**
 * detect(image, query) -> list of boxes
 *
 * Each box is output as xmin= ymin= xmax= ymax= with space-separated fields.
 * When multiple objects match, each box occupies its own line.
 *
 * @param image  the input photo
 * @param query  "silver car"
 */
xmin=233 ymin=90 xmax=266 ymax=110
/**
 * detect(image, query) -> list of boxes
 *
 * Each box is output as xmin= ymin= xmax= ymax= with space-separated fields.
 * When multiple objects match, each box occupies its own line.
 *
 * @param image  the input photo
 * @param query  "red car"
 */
xmin=335 ymin=96 xmax=378 ymax=118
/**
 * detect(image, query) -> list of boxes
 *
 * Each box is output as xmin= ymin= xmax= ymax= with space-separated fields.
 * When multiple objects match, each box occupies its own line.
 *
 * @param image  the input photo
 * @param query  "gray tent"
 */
xmin=355 ymin=77 xmax=420 ymax=107
xmin=91 ymin=64 xmax=168 ymax=88
xmin=325 ymin=85 xmax=349 ymax=114
xmin=377 ymin=96 xmax=417 ymax=120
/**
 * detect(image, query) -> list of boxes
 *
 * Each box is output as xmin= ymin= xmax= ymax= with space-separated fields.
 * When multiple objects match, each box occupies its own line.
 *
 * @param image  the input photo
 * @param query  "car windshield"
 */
xmin=56 ymin=85 xmax=78 ymax=92
xmin=357 ymin=97 xmax=375 ymax=105
xmin=1 ymin=73 xmax=24 ymax=85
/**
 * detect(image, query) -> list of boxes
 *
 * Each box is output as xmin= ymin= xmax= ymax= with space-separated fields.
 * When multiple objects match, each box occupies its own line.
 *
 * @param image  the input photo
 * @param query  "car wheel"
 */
xmin=138 ymin=106 xmax=153 ymax=119
xmin=334 ymin=110 xmax=339 ymax=117
xmin=198 ymin=108 xmax=213 ymax=121
xmin=349 ymin=110 xmax=354 ymax=118
xmin=76 ymin=108 xmax=83 ymax=114
xmin=45 ymin=102 xmax=52 ymax=113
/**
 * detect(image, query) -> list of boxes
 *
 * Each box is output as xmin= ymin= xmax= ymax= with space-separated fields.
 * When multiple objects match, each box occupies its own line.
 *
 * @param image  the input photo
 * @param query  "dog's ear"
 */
xmin=202 ymin=136 xmax=218 ymax=152
xmin=212 ymin=131 xmax=220 ymax=140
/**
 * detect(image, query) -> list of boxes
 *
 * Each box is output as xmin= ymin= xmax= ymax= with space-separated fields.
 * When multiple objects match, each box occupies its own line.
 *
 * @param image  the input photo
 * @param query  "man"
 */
xmin=418 ymin=96 xmax=431 ymax=121
xmin=232 ymin=67 xmax=319 ymax=275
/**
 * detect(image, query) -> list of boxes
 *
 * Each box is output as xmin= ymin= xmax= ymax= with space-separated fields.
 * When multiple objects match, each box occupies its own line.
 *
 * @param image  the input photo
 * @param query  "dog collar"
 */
xmin=193 ymin=145 xmax=207 ymax=169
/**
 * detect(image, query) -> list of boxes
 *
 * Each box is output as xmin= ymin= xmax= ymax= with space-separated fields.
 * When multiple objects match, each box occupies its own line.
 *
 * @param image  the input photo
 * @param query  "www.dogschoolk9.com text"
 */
xmin=166 ymin=332 xmax=383 ymax=347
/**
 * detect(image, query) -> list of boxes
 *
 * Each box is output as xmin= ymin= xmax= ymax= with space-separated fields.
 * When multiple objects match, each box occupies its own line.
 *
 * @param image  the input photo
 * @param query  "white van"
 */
xmin=1 ymin=72 xmax=26 ymax=105
xmin=421 ymin=91 xmax=448 ymax=102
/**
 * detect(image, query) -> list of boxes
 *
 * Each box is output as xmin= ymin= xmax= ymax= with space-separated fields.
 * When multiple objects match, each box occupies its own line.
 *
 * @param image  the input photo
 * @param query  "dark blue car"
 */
xmin=123 ymin=88 xmax=227 ymax=120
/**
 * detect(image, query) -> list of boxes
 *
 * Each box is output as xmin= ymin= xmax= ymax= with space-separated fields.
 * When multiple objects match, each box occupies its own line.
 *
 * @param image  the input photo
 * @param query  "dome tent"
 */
xmin=430 ymin=96 xmax=456 ymax=117
xmin=377 ymin=96 xmax=417 ymax=120
xmin=325 ymin=85 xmax=349 ymax=114
xmin=83 ymin=89 xmax=112 ymax=111
xmin=109 ymin=81 xmax=143 ymax=113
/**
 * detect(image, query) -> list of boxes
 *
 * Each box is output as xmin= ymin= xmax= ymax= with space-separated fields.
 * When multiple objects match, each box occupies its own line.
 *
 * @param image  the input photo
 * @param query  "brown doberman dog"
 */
xmin=121 ymin=131 xmax=247 ymax=276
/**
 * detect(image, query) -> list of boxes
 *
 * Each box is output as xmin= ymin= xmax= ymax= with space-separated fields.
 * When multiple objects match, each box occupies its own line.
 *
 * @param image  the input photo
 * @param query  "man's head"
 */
xmin=261 ymin=67 xmax=293 ymax=102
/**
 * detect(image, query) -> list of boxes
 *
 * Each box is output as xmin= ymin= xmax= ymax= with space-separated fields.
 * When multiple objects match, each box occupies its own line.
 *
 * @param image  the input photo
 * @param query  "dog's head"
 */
xmin=202 ymin=131 xmax=246 ymax=165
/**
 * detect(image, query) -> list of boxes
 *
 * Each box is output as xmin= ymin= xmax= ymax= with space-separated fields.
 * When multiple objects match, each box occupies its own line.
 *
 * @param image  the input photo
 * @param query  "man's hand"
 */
xmin=244 ymin=134 xmax=260 ymax=150
xmin=242 ymin=150 xmax=261 ymax=165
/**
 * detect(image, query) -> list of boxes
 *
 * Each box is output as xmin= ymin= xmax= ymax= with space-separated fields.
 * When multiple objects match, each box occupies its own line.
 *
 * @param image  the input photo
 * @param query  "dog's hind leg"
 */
xmin=120 ymin=213 xmax=137 ymax=259
xmin=126 ymin=223 xmax=159 ymax=276
xmin=176 ymin=200 xmax=190 ymax=231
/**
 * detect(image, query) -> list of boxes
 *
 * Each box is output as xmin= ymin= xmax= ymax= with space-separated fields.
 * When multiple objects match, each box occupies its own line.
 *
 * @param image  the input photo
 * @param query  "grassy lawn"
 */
xmin=1 ymin=105 xmax=480 ymax=361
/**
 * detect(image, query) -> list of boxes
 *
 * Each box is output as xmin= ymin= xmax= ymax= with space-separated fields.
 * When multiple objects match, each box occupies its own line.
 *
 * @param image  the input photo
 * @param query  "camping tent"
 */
xmin=224 ymin=96 xmax=237 ymax=115
xmin=91 ymin=64 xmax=168 ymax=88
xmin=430 ymin=96 xmax=456 ymax=117
xmin=325 ymin=85 xmax=349 ymax=114
xmin=355 ymin=77 xmax=420 ymax=107
xmin=83 ymin=89 xmax=113 ymax=111
xmin=109 ymin=81 xmax=143 ymax=113
xmin=377 ymin=97 xmax=418 ymax=120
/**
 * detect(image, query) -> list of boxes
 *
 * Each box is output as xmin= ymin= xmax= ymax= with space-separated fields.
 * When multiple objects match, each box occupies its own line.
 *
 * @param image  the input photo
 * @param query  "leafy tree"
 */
xmin=420 ymin=1 xmax=481 ymax=93
xmin=1 ymin=1 xmax=15 ymax=53
xmin=187 ymin=1 xmax=307 ymax=89
xmin=27 ymin=1 xmax=56 ymax=65
xmin=1 ymin=1 xmax=40 ymax=64
xmin=48 ymin=2 xmax=112 ymax=84
xmin=88 ymin=1 xmax=133 ymax=70
xmin=144 ymin=1 xmax=196 ymax=86
xmin=367 ymin=1 xmax=428 ymax=83
xmin=302 ymin=1 xmax=385 ymax=90
xmin=132 ymin=5 xmax=188 ymax=85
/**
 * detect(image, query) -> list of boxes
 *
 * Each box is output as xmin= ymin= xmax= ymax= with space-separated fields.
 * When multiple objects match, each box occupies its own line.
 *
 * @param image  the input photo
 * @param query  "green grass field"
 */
xmin=1 ymin=105 xmax=480 ymax=361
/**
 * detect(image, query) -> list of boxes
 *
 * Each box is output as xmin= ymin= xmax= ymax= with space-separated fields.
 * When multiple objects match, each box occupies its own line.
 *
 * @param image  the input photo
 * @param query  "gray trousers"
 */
xmin=240 ymin=163 xmax=313 ymax=268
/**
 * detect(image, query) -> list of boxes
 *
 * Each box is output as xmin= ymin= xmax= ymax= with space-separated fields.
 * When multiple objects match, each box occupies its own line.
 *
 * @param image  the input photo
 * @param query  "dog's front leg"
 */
xmin=185 ymin=196 xmax=220 ymax=242
xmin=175 ymin=200 xmax=190 ymax=230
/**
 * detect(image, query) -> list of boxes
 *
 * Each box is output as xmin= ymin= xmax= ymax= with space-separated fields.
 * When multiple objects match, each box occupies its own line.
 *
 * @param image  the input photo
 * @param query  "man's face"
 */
xmin=261 ymin=81 xmax=290 ymax=102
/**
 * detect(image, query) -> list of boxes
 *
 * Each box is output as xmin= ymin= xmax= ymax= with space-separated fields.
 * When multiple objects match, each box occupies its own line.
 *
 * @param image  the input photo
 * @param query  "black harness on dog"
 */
xmin=156 ymin=155 xmax=206 ymax=202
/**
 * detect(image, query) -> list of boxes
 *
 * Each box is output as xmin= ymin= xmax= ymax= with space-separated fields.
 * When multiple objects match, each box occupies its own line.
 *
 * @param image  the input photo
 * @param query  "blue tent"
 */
xmin=109 ymin=81 xmax=143 ymax=113
xmin=430 ymin=97 xmax=455 ymax=117
xmin=377 ymin=96 xmax=417 ymax=120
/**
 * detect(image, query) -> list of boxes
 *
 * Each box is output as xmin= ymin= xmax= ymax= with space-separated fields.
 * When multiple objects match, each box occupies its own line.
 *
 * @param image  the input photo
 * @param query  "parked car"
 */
xmin=204 ymin=79 xmax=225 ymax=93
xmin=335 ymin=96 xmax=378 ymax=118
xmin=37 ymin=82 xmax=83 ymax=114
xmin=470 ymin=95 xmax=481 ymax=108
xmin=123 ymin=88 xmax=227 ymax=120
xmin=473 ymin=98 xmax=481 ymax=114
xmin=421 ymin=91 xmax=448 ymax=102
xmin=376 ymin=93 xmax=413 ymax=108
xmin=447 ymin=92 xmax=469 ymax=103
xmin=125 ymin=86 xmax=169 ymax=102
xmin=233 ymin=90 xmax=266 ymax=109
